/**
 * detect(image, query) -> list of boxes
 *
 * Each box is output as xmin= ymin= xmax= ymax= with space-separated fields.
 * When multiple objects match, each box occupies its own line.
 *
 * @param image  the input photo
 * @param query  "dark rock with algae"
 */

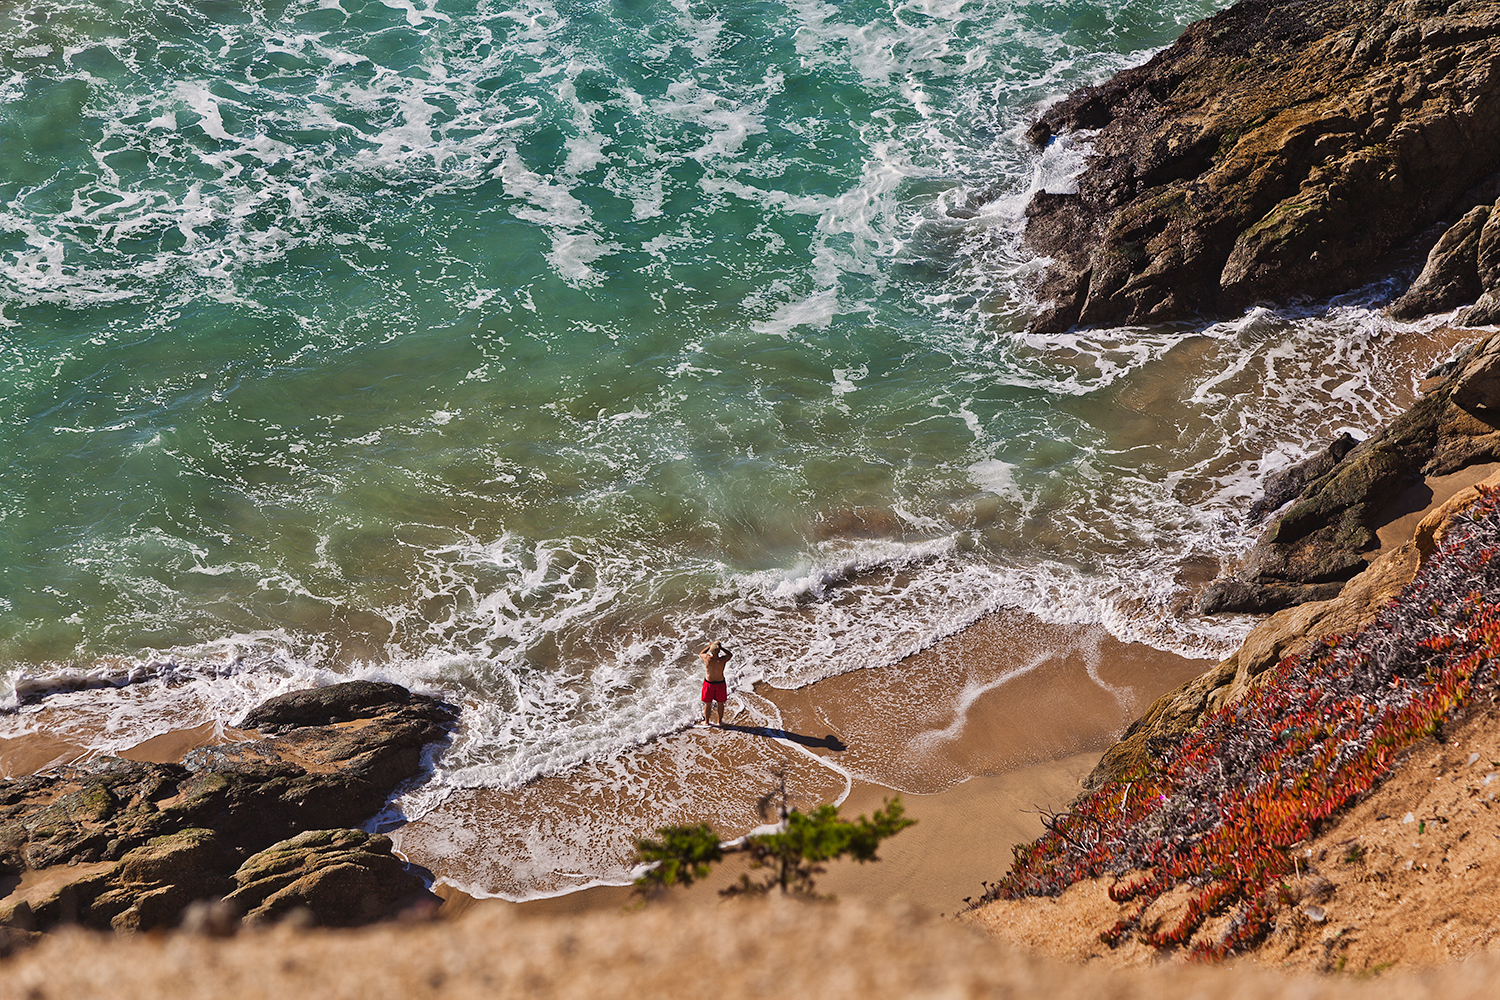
xmin=225 ymin=828 xmax=433 ymax=927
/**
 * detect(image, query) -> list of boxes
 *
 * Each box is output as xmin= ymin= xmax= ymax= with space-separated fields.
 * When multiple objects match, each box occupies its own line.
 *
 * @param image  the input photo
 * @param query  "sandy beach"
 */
xmin=384 ymin=608 xmax=1214 ymax=910
xmin=0 ymin=609 xmax=1212 ymax=918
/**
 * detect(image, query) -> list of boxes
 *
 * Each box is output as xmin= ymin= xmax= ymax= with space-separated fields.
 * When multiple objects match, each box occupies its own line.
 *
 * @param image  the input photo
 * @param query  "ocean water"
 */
xmin=0 ymin=0 xmax=1461 ymax=897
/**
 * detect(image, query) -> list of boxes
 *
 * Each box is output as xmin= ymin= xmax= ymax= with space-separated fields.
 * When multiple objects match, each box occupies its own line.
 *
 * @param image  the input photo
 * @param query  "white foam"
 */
xmin=1030 ymin=130 xmax=1098 ymax=196
xmin=968 ymin=458 xmax=1021 ymax=500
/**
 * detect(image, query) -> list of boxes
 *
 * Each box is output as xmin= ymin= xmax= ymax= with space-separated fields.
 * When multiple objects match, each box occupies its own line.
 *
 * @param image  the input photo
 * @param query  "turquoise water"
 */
xmin=0 ymin=0 xmax=1453 ymax=889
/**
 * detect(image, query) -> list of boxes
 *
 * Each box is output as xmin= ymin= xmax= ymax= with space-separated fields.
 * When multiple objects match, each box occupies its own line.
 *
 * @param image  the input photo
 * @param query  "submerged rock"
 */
xmin=1023 ymin=0 xmax=1500 ymax=334
xmin=0 ymin=681 xmax=455 ymax=933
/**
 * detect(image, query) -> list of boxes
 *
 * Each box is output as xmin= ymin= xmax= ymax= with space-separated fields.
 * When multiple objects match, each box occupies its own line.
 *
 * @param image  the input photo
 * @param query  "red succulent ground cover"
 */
xmin=977 ymin=486 xmax=1500 ymax=961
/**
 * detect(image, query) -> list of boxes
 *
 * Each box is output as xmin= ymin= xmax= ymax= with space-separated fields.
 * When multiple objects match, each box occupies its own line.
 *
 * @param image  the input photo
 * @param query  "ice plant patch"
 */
xmin=978 ymin=486 xmax=1500 ymax=960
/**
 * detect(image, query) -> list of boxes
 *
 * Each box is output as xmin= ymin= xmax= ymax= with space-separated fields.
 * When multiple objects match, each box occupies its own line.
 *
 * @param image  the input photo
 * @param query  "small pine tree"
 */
xmin=724 ymin=798 xmax=915 ymax=897
xmin=632 ymin=774 xmax=915 ymax=899
xmin=633 ymin=822 xmax=724 ymax=891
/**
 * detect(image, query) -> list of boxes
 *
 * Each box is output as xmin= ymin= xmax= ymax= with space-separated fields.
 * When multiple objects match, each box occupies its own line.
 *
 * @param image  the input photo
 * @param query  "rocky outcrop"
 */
xmin=88 ymin=829 xmax=236 ymax=932
xmin=0 ymin=681 xmax=454 ymax=933
xmin=1087 ymin=468 xmax=1500 ymax=789
xmin=1245 ymin=431 xmax=1357 ymax=523
xmin=225 ymin=829 xmax=432 ymax=927
xmin=1390 ymin=202 xmax=1495 ymax=319
xmin=239 ymin=680 xmax=422 ymax=733
xmin=1023 ymin=0 xmax=1500 ymax=334
xmin=1198 ymin=330 xmax=1500 ymax=614
xmin=1392 ymin=195 xmax=1500 ymax=325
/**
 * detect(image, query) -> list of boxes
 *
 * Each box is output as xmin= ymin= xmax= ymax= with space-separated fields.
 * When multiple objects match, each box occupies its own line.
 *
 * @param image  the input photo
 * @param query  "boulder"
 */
xmin=1022 ymin=0 xmax=1500 ymax=334
xmin=1395 ymin=193 xmax=1500 ymax=325
xmin=0 ymin=681 xmax=455 ymax=933
xmin=1457 ymin=291 xmax=1500 ymax=327
xmin=225 ymin=829 xmax=434 ymax=927
xmin=1246 ymin=432 xmax=1357 ymax=523
xmin=1449 ymin=334 xmax=1500 ymax=414
xmin=1389 ymin=204 xmax=1493 ymax=320
xmin=239 ymin=680 xmax=417 ymax=734
xmin=89 ymin=829 xmax=235 ymax=932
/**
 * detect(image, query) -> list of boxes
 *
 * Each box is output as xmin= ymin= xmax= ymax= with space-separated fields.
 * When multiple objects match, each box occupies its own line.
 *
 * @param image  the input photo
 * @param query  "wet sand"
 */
xmin=413 ymin=611 xmax=1213 ymax=914
xmin=0 ymin=608 xmax=1213 ymax=918
xmin=0 ymin=732 xmax=88 ymax=777
xmin=0 ymin=721 xmax=255 ymax=778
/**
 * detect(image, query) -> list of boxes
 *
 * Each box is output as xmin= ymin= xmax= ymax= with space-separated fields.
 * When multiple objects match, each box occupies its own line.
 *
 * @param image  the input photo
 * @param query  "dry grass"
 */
xmin=1 ymin=896 xmax=1499 ymax=1000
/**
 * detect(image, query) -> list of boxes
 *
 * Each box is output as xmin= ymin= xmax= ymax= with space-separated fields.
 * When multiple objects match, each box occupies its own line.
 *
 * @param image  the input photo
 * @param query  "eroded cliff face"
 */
xmin=1024 ymin=0 xmax=1500 ymax=334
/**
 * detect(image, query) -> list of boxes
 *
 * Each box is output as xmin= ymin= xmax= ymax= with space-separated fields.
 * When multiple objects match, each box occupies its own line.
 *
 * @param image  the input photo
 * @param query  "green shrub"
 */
xmin=633 ymin=823 xmax=723 ymax=891
xmin=633 ymin=797 xmax=915 ymax=898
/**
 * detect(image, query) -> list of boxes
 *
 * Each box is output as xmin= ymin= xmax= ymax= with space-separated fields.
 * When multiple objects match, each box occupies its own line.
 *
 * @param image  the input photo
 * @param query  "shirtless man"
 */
xmin=699 ymin=640 xmax=732 ymax=726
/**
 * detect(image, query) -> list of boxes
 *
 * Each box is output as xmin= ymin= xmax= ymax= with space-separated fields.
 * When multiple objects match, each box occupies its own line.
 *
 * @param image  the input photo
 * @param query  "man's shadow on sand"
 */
xmin=719 ymin=724 xmax=847 ymax=752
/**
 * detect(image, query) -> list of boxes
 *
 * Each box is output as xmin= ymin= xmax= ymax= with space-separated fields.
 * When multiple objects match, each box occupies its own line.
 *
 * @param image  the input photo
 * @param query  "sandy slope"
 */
xmin=963 ymin=701 xmax=1500 ymax=972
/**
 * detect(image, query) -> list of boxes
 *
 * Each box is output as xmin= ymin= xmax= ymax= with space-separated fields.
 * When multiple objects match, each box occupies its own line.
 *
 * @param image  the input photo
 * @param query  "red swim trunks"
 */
xmin=701 ymin=680 xmax=727 ymax=703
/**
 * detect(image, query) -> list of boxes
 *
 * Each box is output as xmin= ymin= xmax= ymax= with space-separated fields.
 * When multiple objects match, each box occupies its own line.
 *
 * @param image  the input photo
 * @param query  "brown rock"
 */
xmin=1456 ymin=290 xmax=1500 ymax=326
xmin=1389 ymin=203 xmax=1493 ymax=319
xmin=0 ymin=681 xmax=455 ymax=933
xmin=1023 ymin=0 xmax=1500 ymax=334
xmin=1448 ymin=333 xmax=1500 ymax=413
xmin=89 ymin=829 xmax=235 ymax=932
xmin=225 ymin=829 xmax=433 ymax=927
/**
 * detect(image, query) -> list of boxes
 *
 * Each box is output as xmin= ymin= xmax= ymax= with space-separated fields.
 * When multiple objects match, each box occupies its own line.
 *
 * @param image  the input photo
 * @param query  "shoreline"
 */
xmin=0 ymin=610 xmax=1213 ymax=917
xmin=385 ymin=609 xmax=1212 ymax=909
xmin=451 ymin=749 xmax=1105 ymax=920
